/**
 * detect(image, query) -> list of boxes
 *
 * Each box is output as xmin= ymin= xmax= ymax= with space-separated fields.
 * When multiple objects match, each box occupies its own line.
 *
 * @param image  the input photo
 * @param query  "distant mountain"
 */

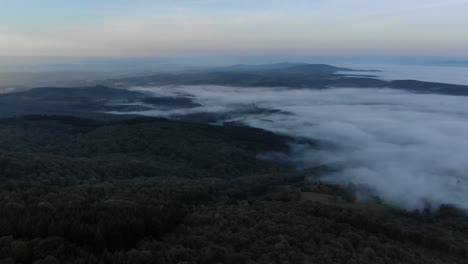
xmin=99 ymin=62 xmax=468 ymax=96
xmin=388 ymin=80 xmax=468 ymax=95
xmin=4 ymin=64 xmax=464 ymax=110
xmin=269 ymin=64 xmax=352 ymax=74
xmin=100 ymin=63 xmax=351 ymax=88
xmin=217 ymin=62 xmax=351 ymax=74
xmin=218 ymin=62 xmax=309 ymax=72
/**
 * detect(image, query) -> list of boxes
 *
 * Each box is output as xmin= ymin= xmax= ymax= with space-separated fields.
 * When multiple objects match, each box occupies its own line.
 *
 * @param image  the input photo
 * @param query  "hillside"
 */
xmin=0 ymin=114 xmax=466 ymax=264
xmin=0 ymin=86 xmax=201 ymax=116
xmin=99 ymin=63 xmax=468 ymax=96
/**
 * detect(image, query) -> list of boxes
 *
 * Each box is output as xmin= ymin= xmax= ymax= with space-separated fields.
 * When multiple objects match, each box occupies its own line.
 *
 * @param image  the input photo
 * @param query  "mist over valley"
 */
xmin=117 ymin=84 xmax=468 ymax=211
xmin=0 ymin=62 xmax=467 ymax=263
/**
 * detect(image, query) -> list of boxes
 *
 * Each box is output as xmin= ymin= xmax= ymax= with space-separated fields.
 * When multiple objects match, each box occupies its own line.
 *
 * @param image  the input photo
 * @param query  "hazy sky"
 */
xmin=1 ymin=0 xmax=468 ymax=57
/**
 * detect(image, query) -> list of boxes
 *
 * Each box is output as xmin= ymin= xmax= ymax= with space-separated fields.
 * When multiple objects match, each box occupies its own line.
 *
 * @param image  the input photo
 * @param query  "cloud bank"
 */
xmin=128 ymin=85 xmax=468 ymax=210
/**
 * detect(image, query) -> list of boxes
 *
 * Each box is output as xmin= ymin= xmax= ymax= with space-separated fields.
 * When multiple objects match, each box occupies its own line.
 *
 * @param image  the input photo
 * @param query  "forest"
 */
xmin=0 ymin=114 xmax=466 ymax=264
xmin=101 ymin=63 xmax=468 ymax=96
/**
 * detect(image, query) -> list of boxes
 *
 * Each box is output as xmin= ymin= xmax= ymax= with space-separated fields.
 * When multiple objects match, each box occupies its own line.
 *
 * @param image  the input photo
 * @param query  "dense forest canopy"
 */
xmin=0 ymin=113 xmax=466 ymax=264
xmin=0 ymin=79 xmax=466 ymax=263
xmin=2 ymin=0 xmax=468 ymax=259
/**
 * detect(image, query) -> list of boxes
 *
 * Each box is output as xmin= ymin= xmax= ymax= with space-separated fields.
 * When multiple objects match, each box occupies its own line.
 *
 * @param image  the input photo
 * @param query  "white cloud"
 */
xmin=127 ymin=85 xmax=468 ymax=211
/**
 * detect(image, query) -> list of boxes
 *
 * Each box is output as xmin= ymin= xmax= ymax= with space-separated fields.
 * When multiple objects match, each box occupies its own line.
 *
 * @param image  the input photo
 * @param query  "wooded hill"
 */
xmin=0 ymin=114 xmax=466 ymax=264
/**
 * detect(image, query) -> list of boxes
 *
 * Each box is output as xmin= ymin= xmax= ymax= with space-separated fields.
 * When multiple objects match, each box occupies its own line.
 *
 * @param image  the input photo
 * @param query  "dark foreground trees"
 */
xmin=0 ymin=115 xmax=466 ymax=263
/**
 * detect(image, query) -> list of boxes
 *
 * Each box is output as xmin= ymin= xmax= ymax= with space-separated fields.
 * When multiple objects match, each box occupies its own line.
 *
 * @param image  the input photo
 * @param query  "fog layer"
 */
xmin=129 ymin=86 xmax=468 ymax=210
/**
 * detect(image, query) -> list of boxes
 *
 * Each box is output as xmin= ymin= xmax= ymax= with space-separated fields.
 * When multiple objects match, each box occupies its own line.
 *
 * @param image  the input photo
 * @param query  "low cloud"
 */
xmin=129 ymin=85 xmax=468 ymax=210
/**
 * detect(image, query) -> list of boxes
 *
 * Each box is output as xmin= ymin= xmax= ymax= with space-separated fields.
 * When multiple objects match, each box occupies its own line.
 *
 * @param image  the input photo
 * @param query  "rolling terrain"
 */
xmin=0 ymin=64 xmax=467 ymax=263
xmin=99 ymin=63 xmax=468 ymax=96
xmin=0 ymin=114 xmax=466 ymax=264
xmin=0 ymin=83 xmax=466 ymax=263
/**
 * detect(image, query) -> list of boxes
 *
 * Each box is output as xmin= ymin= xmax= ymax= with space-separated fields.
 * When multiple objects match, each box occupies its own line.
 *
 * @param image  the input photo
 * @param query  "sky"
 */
xmin=1 ymin=0 xmax=468 ymax=58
